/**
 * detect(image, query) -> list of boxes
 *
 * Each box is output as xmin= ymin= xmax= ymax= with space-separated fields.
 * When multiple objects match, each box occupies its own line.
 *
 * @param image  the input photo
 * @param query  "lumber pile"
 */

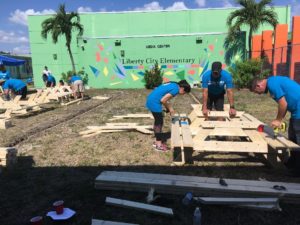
xmin=79 ymin=123 xmax=152 ymax=138
xmin=0 ymin=147 xmax=17 ymax=167
xmin=170 ymin=104 xmax=300 ymax=166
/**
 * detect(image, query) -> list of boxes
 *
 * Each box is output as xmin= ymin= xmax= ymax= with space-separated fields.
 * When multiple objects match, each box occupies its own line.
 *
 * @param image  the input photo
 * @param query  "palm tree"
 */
xmin=227 ymin=0 xmax=278 ymax=59
xmin=41 ymin=4 xmax=83 ymax=72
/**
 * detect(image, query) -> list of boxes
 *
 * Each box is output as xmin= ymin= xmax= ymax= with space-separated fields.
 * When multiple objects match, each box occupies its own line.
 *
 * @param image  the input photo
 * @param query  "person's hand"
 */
xmin=169 ymin=108 xmax=175 ymax=116
xmin=202 ymin=108 xmax=209 ymax=120
xmin=229 ymin=108 xmax=236 ymax=118
xmin=271 ymin=119 xmax=282 ymax=129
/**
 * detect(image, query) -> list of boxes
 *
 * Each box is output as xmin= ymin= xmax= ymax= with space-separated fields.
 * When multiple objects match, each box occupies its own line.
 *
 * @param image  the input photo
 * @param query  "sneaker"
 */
xmin=154 ymin=143 xmax=169 ymax=152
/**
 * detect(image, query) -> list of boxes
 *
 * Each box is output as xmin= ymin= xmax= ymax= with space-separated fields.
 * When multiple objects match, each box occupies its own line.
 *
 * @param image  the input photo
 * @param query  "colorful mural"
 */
xmin=82 ymin=34 xmax=231 ymax=88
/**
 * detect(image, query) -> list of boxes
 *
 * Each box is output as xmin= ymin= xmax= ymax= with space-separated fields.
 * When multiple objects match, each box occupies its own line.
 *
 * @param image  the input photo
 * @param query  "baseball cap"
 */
xmin=211 ymin=61 xmax=222 ymax=75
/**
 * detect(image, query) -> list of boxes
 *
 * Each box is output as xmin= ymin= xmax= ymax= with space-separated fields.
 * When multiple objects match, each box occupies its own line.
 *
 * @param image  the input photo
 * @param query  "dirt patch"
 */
xmin=0 ymin=89 xmax=299 ymax=225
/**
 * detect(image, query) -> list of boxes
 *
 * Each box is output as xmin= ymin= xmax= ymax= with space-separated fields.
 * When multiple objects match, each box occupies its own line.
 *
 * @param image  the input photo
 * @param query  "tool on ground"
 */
xmin=273 ymin=122 xmax=287 ymax=138
xmin=219 ymin=178 xmax=228 ymax=186
xmin=273 ymin=185 xmax=286 ymax=191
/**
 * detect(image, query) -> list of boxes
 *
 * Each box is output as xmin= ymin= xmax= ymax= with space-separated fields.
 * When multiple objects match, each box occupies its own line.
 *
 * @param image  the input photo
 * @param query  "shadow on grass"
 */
xmin=0 ymin=156 xmax=300 ymax=225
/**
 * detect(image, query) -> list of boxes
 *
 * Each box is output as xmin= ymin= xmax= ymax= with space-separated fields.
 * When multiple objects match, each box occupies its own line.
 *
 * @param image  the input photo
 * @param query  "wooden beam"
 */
xmin=201 ymin=121 xmax=260 ymax=129
xmin=194 ymin=197 xmax=278 ymax=205
xmin=209 ymin=128 xmax=247 ymax=137
xmin=95 ymin=171 xmax=300 ymax=202
xmin=193 ymin=140 xmax=268 ymax=153
xmin=105 ymin=197 xmax=174 ymax=216
xmin=92 ymin=219 xmax=139 ymax=225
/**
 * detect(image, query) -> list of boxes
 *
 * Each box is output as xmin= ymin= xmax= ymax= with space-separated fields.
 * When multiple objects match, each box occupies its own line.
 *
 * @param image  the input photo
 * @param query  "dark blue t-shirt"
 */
xmin=3 ymin=79 xmax=26 ymax=91
xmin=146 ymin=82 xmax=179 ymax=112
xmin=267 ymin=76 xmax=300 ymax=119
xmin=202 ymin=69 xmax=233 ymax=95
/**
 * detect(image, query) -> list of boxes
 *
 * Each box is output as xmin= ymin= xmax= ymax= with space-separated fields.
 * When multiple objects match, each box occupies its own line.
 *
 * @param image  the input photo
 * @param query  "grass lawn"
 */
xmin=0 ymin=88 xmax=299 ymax=225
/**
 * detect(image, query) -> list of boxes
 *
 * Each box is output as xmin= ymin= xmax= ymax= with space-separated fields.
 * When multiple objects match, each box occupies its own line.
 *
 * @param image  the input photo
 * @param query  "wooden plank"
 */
xmin=194 ymin=197 xmax=278 ymax=205
xmin=193 ymin=140 xmax=268 ymax=153
xmin=195 ymin=110 xmax=245 ymax=118
xmin=181 ymin=122 xmax=193 ymax=148
xmin=105 ymin=197 xmax=173 ymax=216
xmin=259 ymin=132 xmax=286 ymax=149
xmin=209 ymin=128 xmax=247 ymax=137
xmin=171 ymin=120 xmax=181 ymax=148
xmin=92 ymin=96 xmax=110 ymax=100
xmin=201 ymin=121 xmax=260 ymax=129
xmin=81 ymin=130 xmax=127 ymax=137
xmin=193 ymin=128 xmax=211 ymax=141
xmin=95 ymin=171 xmax=300 ymax=201
xmin=61 ymin=98 xmax=82 ymax=106
xmin=92 ymin=219 xmax=139 ymax=225
xmin=98 ymin=171 xmax=300 ymax=190
xmin=243 ymin=113 xmax=264 ymax=124
xmin=277 ymin=136 xmax=300 ymax=149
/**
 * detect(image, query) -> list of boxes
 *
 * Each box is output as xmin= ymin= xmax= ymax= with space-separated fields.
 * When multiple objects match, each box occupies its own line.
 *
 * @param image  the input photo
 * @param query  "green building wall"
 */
xmin=28 ymin=6 xmax=291 ymax=88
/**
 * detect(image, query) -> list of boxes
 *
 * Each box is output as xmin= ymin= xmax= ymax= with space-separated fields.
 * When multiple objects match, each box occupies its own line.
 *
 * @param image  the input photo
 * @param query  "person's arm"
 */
xmin=271 ymin=96 xmax=287 ymax=128
xmin=227 ymin=88 xmax=236 ymax=117
xmin=202 ymin=88 xmax=209 ymax=118
xmin=161 ymin=93 xmax=174 ymax=115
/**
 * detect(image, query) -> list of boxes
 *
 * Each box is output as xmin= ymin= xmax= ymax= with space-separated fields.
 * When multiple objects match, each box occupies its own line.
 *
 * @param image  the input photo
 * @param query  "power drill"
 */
xmin=273 ymin=122 xmax=287 ymax=138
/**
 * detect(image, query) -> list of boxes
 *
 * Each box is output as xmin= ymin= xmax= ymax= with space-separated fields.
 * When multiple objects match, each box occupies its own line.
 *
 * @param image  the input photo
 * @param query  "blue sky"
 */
xmin=1 ymin=0 xmax=299 ymax=55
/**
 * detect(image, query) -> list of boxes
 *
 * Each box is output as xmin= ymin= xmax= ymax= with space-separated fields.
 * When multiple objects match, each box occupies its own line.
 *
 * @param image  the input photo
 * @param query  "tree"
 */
xmin=41 ymin=4 xmax=83 ymax=72
xmin=226 ymin=0 xmax=278 ymax=59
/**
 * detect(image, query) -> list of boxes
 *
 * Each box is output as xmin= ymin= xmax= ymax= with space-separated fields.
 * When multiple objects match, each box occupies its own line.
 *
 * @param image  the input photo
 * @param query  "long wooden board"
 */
xmin=194 ymin=197 xmax=278 ymax=205
xmin=92 ymin=219 xmax=139 ymax=225
xmin=193 ymin=140 xmax=268 ymax=153
xmin=95 ymin=171 xmax=300 ymax=202
xmin=105 ymin=197 xmax=173 ymax=216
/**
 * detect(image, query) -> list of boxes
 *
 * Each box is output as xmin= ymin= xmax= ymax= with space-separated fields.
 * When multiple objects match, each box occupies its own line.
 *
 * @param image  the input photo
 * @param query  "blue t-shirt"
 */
xmin=70 ymin=75 xmax=82 ymax=83
xmin=0 ymin=71 xmax=10 ymax=80
xmin=267 ymin=76 xmax=300 ymax=119
xmin=202 ymin=69 xmax=233 ymax=95
xmin=47 ymin=74 xmax=56 ymax=83
xmin=146 ymin=82 xmax=180 ymax=112
xmin=3 ymin=79 xmax=26 ymax=91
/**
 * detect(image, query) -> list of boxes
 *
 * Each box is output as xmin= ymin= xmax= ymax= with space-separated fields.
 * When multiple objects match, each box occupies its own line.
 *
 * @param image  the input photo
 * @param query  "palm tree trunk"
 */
xmin=248 ymin=28 xmax=253 ymax=59
xmin=67 ymin=44 xmax=76 ymax=72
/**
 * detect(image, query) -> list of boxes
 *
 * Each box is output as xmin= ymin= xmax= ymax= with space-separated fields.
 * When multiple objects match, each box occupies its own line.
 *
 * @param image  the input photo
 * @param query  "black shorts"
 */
xmin=207 ymin=93 xmax=224 ymax=111
xmin=15 ymin=86 xmax=27 ymax=100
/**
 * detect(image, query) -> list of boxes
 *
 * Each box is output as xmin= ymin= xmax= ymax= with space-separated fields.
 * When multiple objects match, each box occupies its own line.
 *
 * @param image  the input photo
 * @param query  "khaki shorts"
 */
xmin=73 ymin=80 xmax=84 ymax=92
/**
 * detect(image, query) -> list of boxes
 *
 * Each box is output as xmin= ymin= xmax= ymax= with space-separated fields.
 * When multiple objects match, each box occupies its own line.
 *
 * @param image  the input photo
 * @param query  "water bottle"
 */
xmin=182 ymin=192 xmax=193 ymax=205
xmin=193 ymin=207 xmax=201 ymax=225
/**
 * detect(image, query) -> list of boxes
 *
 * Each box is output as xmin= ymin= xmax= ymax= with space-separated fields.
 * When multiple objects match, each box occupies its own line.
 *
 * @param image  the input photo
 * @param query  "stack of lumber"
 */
xmin=179 ymin=104 xmax=300 ymax=166
xmin=108 ymin=113 xmax=153 ymax=121
xmin=79 ymin=123 xmax=152 ymax=138
xmin=95 ymin=171 xmax=300 ymax=203
xmin=0 ymin=147 xmax=17 ymax=167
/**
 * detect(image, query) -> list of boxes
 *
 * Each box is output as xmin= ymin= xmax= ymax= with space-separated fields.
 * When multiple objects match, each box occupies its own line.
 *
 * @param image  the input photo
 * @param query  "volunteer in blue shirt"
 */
xmin=0 ymin=65 xmax=10 ymax=80
xmin=146 ymin=80 xmax=191 ymax=152
xmin=201 ymin=61 xmax=236 ymax=118
xmin=46 ymin=74 xmax=56 ymax=87
xmin=68 ymin=74 xmax=84 ymax=99
xmin=252 ymin=76 xmax=300 ymax=173
xmin=1 ymin=78 xmax=27 ymax=100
